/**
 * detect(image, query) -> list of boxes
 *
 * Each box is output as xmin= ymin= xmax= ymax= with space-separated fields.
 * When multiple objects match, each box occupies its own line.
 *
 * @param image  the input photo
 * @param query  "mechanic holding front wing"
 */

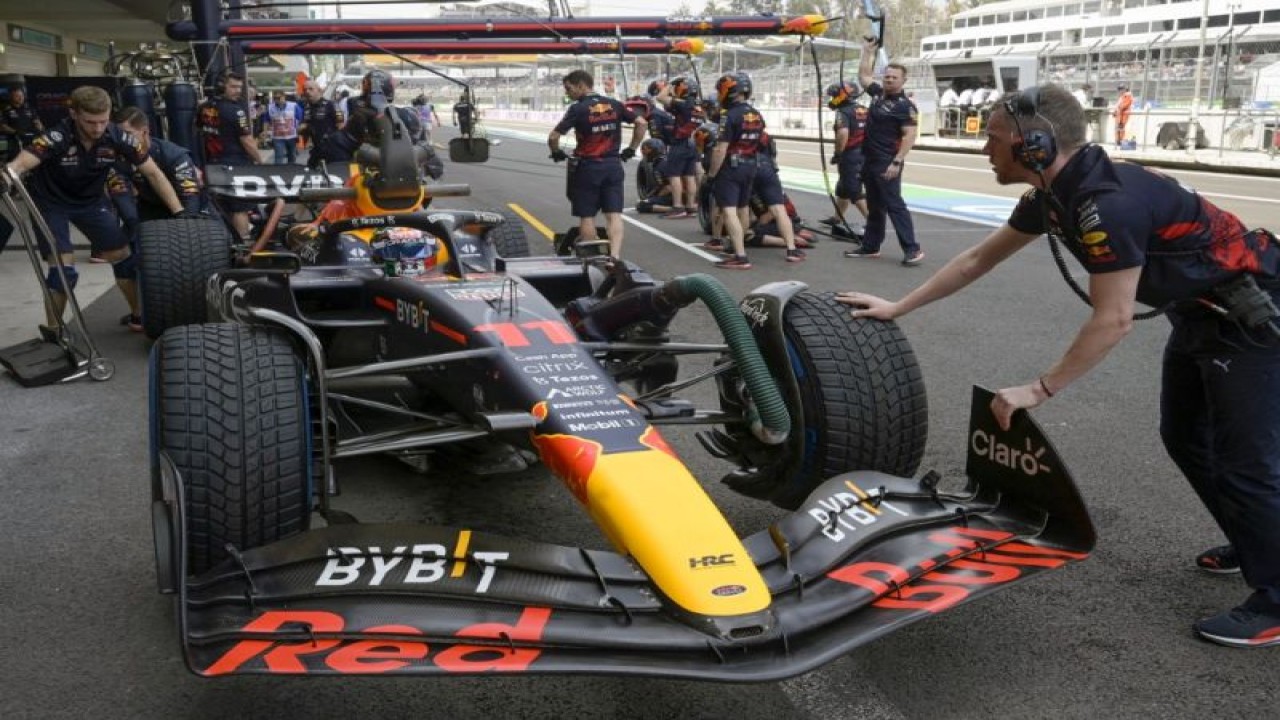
xmin=1 ymin=86 xmax=188 ymax=334
xmin=837 ymin=83 xmax=1280 ymax=649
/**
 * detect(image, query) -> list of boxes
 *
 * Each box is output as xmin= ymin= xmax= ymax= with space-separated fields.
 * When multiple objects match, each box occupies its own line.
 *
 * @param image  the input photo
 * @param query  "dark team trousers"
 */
xmin=32 ymin=197 xmax=129 ymax=257
xmin=860 ymin=159 xmax=918 ymax=254
xmin=835 ymin=152 xmax=865 ymax=201
xmin=1161 ymin=310 xmax=1280 ymax=612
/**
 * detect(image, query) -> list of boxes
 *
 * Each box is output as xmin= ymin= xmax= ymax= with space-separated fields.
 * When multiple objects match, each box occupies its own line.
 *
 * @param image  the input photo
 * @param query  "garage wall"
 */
xmin=1 ymin=44 xmax=57 ymax=76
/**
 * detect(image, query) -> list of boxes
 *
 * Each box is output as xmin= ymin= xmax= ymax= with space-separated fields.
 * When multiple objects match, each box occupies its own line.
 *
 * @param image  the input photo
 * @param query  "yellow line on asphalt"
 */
xmin=507 ymin=202 xmax=556 ymax=245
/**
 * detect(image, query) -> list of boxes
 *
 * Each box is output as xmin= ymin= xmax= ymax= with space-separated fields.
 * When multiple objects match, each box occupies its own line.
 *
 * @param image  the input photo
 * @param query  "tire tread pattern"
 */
xmin=155 ymin=324 xmax=309 ymax=575
xmin=776 ymin=291 xmax=928 ymax=508
xmin=139 ymin=218 xmax=232 ymax=339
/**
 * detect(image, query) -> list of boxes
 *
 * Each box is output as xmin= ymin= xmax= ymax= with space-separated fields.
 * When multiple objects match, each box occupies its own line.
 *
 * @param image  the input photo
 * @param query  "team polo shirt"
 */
xmin=863 ymin=82 xmax=917 ymax=161
xmin=1008 ymin=145 xmax=1278 ymax=308
xmin=667 ymin=97 xmax=699 ymax=141
xmin=26 ymin=118 xmax=148 ymax=207
xmin=718 ymin=102 xmax=766 ymax=157
xmin=197 ymin=97 xmax=252 ymax=163
xmin=302 ymin=98 xmax=343 ymax=144
xmin=555 ymin=94 xmax=637 ymax=160
xmin=833 ymin=103 xmax=870 ymax=154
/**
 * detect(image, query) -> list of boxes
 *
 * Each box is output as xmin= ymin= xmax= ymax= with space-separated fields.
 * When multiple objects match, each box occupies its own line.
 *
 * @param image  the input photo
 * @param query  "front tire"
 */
xmin=138 ymin=217 xmax=232 ymax=340
xmin=152 ymin=324 xmax=312 ymax=575
xmin=481 ymin=208 xmax=531 ymax=259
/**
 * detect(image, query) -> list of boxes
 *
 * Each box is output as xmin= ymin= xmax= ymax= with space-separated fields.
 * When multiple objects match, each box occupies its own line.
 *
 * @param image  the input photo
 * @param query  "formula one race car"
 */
xmin=148 ymin=95 xmax=1096 ymax=681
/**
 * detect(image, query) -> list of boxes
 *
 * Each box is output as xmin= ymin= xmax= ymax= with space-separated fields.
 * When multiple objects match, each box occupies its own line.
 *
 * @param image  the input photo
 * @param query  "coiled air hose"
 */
xmin=576 ymin=273 xmax=790 ymax=445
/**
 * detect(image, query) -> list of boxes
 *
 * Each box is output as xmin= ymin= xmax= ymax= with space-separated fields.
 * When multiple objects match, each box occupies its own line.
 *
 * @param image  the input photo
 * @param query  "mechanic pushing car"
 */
xmin=1 ymin=86 xmax=189 ymax=333
xmin=838 ymin=83 xmax=1280 ymax=648
xmin=547 ymin=69 xmax=646 ymax=258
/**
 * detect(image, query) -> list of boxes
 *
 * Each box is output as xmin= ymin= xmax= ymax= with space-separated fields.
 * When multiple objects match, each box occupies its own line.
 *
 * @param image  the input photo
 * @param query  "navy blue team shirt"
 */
xmin=1008 ymin=145 xmax=1277 ymax=308
xmin=25 ymin=118 xmax=149 ymax=206
xmin=555 ymin=94 xmax=638 ymax=160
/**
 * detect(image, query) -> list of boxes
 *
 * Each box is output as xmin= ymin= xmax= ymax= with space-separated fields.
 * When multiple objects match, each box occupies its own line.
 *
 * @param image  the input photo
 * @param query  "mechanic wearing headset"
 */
xmin=196 ymin=71 xmax=259 ymax=240
xmin=837 ymin=83 xmax=1280 ymax=649
xmin=821 ymin=79 xmax=870 ymax=237
xmin=548 ymin=69 xmax=646 ymax=258
xmin=654 ymin=76 xmax=702 ymax=219
xmin=705 ymin=72 xmax=765 ymax=270
xmin=1 ymin=86 xmax=188 ymax=333
xmin=846 ymin=38 xmax=923 ymax=265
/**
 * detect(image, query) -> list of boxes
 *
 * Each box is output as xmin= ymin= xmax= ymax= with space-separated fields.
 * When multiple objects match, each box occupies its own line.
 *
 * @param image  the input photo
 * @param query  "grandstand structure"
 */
xmin=918 ymin=0 xmax=1280 ymax=109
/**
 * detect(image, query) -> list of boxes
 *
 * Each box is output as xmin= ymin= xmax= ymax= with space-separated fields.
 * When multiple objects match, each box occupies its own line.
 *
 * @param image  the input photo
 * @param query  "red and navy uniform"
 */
xmin=712 ymin=102 xmax=766 ymax=209
xmin=109 ymin=136 xmax=202 ymax=237
xmin=2 ymin=102 xmax=41 ymax=161
xmin=1012 ymin=144 xmax=1280 ymax=616
xmin=301 ymin=98 xmax=344 ymax=148
xmin=25 ymin=118 xmax=149 ymax=255
xmin=859 ymin=82 xmax=919 ymax=255
xmin=196 ymin=96 xmax=253 ymax=165
xmin=833 ymin=103 xmax=869 ymax=201
xmin=554 ymin=93 xmax=638 ymax=217
xmin=661 ymin=96 xmax=700 ymax=178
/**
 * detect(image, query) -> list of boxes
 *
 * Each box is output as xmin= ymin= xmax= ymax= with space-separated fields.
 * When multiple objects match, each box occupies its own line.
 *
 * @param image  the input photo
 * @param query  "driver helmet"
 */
xmin=826 ymin=80 xmax=862 ymax=109
xmin=372 ymin=227 xmax=448 ymax=278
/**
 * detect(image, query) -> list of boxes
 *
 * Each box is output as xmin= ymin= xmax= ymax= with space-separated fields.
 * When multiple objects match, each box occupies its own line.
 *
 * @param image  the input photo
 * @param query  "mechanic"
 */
xmin=196 ymin=71 xmax=259 ymax=240
xmin=298 ymin=80 xmax=344 ymax=157
xmin=704 ymin=189 xmax=813 ymax=255
xmin=453 ymin=92 xmax=476 ymax=140
xmin=2 ymin=86 xmax=188 ymax=333
xmin=705 ymin=72 xmax=764 ymax=270
xmin=654 ymin=77 xmax=701 ymax=219
xmin=109 ymin=106 xmax=203 ymax=233
xmin=342 ymin=70 xmax=422 ymax=148
xmin=633 ymin=138 xmax=674 ymax=213
xmin=836 ymin=83 xmax=1280 ymax=649
xmin=1 ymin=85 xmax=43 ymax=162
xmin=845 ymin=39 xmax=923 ymax=266
xmin=820 ymin=80 xmax=870 ymax=237
xmin=547 ymin=69 xmax=646 ymax=258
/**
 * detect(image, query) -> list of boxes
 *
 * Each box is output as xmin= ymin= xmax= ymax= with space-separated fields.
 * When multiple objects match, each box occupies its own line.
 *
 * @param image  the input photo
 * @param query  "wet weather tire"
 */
xmin=482 ymin=208 xmax=531 ymax=259
xmin=138 ymin=217 xmax=232 ymax=340
xmin=153 ymin=323 xmax=311 ymax=576
xmin=773 ymin=292 xmax=928 ymax=509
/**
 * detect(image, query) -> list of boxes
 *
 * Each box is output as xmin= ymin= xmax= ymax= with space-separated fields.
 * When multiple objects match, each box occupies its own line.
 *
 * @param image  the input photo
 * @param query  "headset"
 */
xmin=1003 ymin=86 xmax=1058 ymax=172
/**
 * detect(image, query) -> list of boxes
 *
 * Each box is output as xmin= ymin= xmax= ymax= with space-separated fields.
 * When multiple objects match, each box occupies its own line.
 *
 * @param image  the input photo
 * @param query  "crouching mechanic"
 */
xmin=1 ymin=86 xmax=188 ymax=332
xmin=548 ymin=69 xmax=646 ymax=258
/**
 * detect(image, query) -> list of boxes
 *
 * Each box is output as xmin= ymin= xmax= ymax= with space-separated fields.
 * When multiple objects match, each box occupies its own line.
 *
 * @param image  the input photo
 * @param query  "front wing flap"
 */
xmin=178 ymin=388 xmax=1094 ymax=680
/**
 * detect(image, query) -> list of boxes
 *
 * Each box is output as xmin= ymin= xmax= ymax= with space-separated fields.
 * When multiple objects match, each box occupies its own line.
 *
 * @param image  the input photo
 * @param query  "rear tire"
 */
xmin=152 ymin=324 xmax=312 ymax=576
xmin=636 ymin=158 xmax=662 ymax=199
xmin=772 ymin=292 xmax=927 ymax=509
xmin=697 ymin=182 xmax=714 ymax=235
xmin=138 ymin=217 xmax=232 ymax=340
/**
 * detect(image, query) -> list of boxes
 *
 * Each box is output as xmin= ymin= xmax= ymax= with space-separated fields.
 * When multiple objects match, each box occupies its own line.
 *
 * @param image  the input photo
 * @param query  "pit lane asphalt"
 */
xmin=1 ymin=127 xmax=1277 ymax=720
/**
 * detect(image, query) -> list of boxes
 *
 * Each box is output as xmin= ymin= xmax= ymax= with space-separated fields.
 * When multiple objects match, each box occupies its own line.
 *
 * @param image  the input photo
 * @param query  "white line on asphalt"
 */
xmin=621 ymin=213 xmax=722 ymax=261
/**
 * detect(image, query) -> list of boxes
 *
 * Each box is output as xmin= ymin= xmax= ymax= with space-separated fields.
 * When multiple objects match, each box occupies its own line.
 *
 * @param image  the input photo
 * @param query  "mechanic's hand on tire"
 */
xmin=550 ymin=149 xmax=569 ymax=163
xmin=835 ymin=291 xmax=900 ymax=321
xmin=620 ymin=147 xmax=636 ymax=162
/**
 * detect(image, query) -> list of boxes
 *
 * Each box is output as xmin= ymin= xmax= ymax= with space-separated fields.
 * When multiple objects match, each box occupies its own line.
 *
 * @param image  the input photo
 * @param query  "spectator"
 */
xmin=267 ymin=91 xmax=301 ymax=164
